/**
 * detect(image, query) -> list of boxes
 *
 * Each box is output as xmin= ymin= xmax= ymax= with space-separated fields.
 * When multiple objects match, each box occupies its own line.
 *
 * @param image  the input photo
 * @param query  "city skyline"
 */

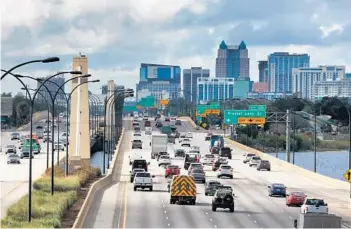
xmin=2 ymin=0 xmax=351 ymax=95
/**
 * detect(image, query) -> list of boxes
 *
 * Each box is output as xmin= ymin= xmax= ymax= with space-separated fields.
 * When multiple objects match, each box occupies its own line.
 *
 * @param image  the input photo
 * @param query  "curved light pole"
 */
xmin=102 ymin=89 xmax=133 ymax=174
xmin=1 ymin=57 xmax=60 ymax=80
xmin=22 ymin=88 xmax=51 ymax=169
xmin=90 ymin=94 xmax=102 ymax=135
xmin=89 ymin=97 xmax=98 ymax=136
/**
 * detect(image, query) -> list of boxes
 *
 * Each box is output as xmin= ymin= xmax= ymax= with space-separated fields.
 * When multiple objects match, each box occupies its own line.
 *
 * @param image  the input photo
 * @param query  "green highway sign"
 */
xmin=137 ymin=96 xmax=155 ymax=108
xmin=249 ymin=105 xmax=266 ymax=111
xmin=196 ymin=103 xmax=220 ymax=114
xmin=224 ymin=109 xmax=266 ymax=124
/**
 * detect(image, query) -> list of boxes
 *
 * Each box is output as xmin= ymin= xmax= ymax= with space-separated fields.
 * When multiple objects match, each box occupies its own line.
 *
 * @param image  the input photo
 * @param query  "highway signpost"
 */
xmin=249 ymin=105 xmax=266 ymax=111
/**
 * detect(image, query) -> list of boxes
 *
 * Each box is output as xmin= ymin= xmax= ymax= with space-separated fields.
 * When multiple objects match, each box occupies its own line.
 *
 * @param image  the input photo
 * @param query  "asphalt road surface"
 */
xmin=82 ymin=117 xmax=351 ymax=228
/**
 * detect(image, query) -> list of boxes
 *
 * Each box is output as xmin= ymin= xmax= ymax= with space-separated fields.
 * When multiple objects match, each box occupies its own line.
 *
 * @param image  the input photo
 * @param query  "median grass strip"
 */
xmin=1 ymin=166 xmax=101 ymax=228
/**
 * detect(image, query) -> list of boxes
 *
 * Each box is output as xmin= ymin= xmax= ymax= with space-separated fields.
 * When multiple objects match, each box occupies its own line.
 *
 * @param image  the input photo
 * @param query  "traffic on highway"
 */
xmin=83 ymin=115 xmax=348 ymax=228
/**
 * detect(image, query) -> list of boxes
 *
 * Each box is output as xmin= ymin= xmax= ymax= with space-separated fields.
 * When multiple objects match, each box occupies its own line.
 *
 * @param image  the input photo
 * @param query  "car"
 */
xmin=300 ymin=198 xmax=328 ymax=214
xmin=205 ymin=135 xmax=211 ymax=141
xmin=7 ymin=153 xmax=21 ymax=164
xmin=157 ymin=152 xmax=169 ymax=161
xmin=286 ymin=192 xmax=306 ymax=207
xmin=217 ymin=164 xmax=233 ymax=179
xmin=134 ymin=127 xmax=141 ymax=132
xmin=179 ymin=133 xmax=186 ymax=139
xmin=132 ymin=121 xmax=139 ymax=126
xmin=158 ymin=155 xmax=171 ymax=167
xmin=257 ymin=160 xmax=271 ymax=171
xmin=11 ymin=132 xmax=20 ymax=140
xmin=43 ymin=135 xmax=52 ymax=143
xmin=165 ymin=165 xmax=180 ymax=178
xmin=184 ymin=153 xmax=200 ymax=170
xmin=268 ymin=183 xmax=287 ymax=197
xmin=54 ymin=143 xmax=65 ymax=151
xmin=175 ymin=120 xmax=181 ymax=125
xmin=249 ymin=156 xmax=261 ymax=167
xmin=191 ymin=146 xmax=200 ymax=151
xmin=133 ymin=172 xmax=155 ymax=191
xmin=187 ymin=163 xmax=203 ymax=174
xmin=155 ymin=122 xmax=163 ymax=128
xmin=210 ymin=146 xmax=220 ymax=154
xmin=186 ymin=132 xmax=193 ymax=138
xmin=133 ymin=133 xmax=142 ymax=137
xmin=201 ymin=154 xmax=216 ymax=165
xmin=36 ymin=125 xmax=44 ymax=130
xmin=165 ymin=117 xmax=170 ymax=122
xmin=181 ymin=139 xmax=191 ymax=147
xmin=132 ymin=139 xmax=143 ymax=149
xmin=212 ymin=190 xmax=234 ymax=212
xmin=174 ymin=149 xmax=185 ymax=157
xmin=145 ymin=127 xmax=152 ymax=135
xmin=190 ymin=168 xmax=206 ymax=183
xmin=243 ymin=153 xmax=256 ymax=163
xmin=20 ymin=149 xmax=34 ymax=159
xmin=204 ymin=180 xmax=222 ymax=196
xmin=130 ymin=168 xmax=146 ymax=182
xmin=219 ymin=147 xmax=232 ymax=159
xmin=143 ymin=116 xmax=148 ymax=121
xmin=132 ymin=159 xmax=149 ymax=172
xmin=5 ymin=145 xmax=16 ymax=154
xmin=212 ymin=157 xmax=228 ymax=171
xmin=188 ymin=149 xmax=200 ymax=155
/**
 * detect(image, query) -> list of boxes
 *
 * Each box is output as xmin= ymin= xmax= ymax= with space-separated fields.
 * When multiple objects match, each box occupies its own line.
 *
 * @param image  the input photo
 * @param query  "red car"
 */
xmin=165 ymin=165 xmax=180 ymax=178
xmin=286 ymin=192 xmax=306 ymax=206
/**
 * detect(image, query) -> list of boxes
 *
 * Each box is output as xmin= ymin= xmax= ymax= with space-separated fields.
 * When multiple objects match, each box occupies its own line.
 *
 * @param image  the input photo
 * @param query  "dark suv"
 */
xmin=257 ymin=160 xmax=271 ymax=171
xmin=219 ymin=147 xmax=232 ymax=159
xmin=212 ymin=190 xmax=234 ymax=212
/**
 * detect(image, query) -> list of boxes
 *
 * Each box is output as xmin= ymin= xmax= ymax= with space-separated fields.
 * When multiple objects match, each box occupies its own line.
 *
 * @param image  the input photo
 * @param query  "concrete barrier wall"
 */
xmin=225 ymin=138 xmax=349 ymax=190
xmin=178 ymin=116 xmax=197 ymax=128
xmin=72 ymin=128 xmax=126 ymax=228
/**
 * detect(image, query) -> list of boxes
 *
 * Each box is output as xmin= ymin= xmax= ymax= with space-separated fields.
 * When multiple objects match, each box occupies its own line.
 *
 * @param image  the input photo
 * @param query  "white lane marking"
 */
xmin=289 ymin=216 xmax=293 ymax=219
xmin=168 ymin=223 xmax=171 ymax=227
xmin=214 ymin=225 xmax=217 ymax=228
xmin=166 ymin=217 xmax=168 ymax=220
xmin=281 ymin=209 xmax=284 ymax=212
xmin=209 ymin=218 xmax=212 ymax=221
xmin=205 ymin=212 xmax=208 ymax=215
xmin=248 ymin=214 xmax=251 ymax=217
xmin=164 ymin=210 xmax=167 ymax=213
xmin=254 ymin=221 xmax=257 ymax=223
xmin=163 ymin=205 xmax=165 ymax=207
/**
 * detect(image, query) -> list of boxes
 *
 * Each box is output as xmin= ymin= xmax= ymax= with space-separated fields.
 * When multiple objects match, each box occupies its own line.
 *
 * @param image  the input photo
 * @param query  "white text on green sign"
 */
xmin=225 ymin=110 xmax=266 ymax=117
xmin=249 ymin=105 xmax=266 ymax=111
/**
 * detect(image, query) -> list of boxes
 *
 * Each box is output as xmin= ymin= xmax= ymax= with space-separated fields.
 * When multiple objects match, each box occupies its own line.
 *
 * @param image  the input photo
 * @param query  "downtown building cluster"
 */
xmin=135 ymin=41 xmax=351 ymax=104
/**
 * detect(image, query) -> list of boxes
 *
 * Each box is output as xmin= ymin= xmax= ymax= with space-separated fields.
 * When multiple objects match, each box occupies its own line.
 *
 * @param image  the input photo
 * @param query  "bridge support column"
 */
xmin=68 ymin=54 xmax=91 ymax=169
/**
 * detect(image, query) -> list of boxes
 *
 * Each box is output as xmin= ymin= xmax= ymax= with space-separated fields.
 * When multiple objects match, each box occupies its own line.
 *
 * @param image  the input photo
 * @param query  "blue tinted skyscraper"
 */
xmin=215 ymin=40 xmax=249 ymax=78
xmin=183 ymin=67 xmax=210 ymax=103
xmin=268 ymin=52 xmax=310 ymax=93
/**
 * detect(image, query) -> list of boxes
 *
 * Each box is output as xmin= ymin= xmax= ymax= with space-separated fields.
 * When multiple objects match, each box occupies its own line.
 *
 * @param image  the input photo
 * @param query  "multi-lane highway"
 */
xmin=82 ymin=117 xmax=351 ymax=228
xmin=0 ymin=119 xmax=66 ymax=219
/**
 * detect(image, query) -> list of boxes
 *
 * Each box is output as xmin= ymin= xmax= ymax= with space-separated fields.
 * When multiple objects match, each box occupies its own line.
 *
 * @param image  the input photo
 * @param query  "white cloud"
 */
xmin=319 ymin=24 xmax=344 ymax=38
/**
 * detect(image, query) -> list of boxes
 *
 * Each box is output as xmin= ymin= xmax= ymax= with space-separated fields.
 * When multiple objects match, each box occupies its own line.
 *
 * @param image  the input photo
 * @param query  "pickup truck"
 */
xmin=133 ymin=172 xmax=155 ymax=191
xmin=300 ymin=198 xmax=328 ymax=214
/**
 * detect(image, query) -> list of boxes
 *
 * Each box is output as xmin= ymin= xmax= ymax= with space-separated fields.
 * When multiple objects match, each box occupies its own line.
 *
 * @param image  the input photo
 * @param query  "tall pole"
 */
xmin=28 ymin=101 xmax=33 ymax=222
xmin=348 ymin=109 xmax=351 ymax=200
xmin=286 ymin=109 xmax=291 ymax=163
xmin=57 ymin=100 xmax=61 ymax=166
xmin=292 ymin=112 xmax=296 ymax=165
xmin=314 ymin=104 xmax=317 ymax=173
xmin=51 ymin=100 xmax=55 ymax=194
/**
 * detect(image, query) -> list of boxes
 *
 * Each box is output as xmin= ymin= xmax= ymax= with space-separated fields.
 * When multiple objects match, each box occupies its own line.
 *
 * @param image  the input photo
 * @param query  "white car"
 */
xmin=186 ymin=132 xmax=193 ymax=138
xmin=181 ymin=139 xmax=191 ymax=147
xmin=54 ymin=143 xmax=65 ymax=151
xmin=191 ymin=146 xmax=200 ymax=151
xmin=133 ymin=172 xmax=155 ymax=191
xmin=217 ymin=164 xmax=233 ymax=179
xmin=201 ymin=154 xmax=215 ymax=165
xmin=133 ymin=133 xmax=142 ymax=137
xmin=249 ymin=156 xmax=261 ymax=167
xmin=300 ymin=198 xmax=328 ymax=214
xmin=158 ymin=155 xmax=171 ymax=167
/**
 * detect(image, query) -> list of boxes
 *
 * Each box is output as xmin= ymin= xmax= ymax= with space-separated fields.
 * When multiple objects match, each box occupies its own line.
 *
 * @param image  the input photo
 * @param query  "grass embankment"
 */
xmin=1 ymin=166 xmax=101 ymax=228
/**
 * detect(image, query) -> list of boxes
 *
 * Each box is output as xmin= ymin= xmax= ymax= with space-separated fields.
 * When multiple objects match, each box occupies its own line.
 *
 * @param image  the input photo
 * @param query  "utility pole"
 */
xmin=286 ymin=109 xmax=291 ymax=163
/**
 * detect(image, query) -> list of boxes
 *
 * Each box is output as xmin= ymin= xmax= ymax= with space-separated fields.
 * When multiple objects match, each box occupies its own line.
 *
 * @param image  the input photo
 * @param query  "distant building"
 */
xmin=292 ymin=65 xmax=345 ymax=100
xmin=258 ymin=60 xmax=268 ymax=83
xmin=346 ymin=73 xmax=351 ymax=79
xmin=36 ymin=74 xmax=65 ymax=103
xmin=136 ymin=63 xmax=181 ymax=106
xmin=183 ymin=67 xmax=210 ymax=103
xmin=248 ymin=92 xmax=292 ymax=101
xmin=268 ymin=52 xmax=310 ymax=93
xmin=233 ymin=77 xmax=253 ymax=99
xmin=215 ymin=40 xmax=249 ymax=78
xmin=253 ymin=82 xmax=269 ymax=93
xmin=197 ymin=77 xmax=235 ymax=103
xmin=312 ymin=79 xmax=351 ymax=101
xmin=101 ymin=83 xmax=122 ymax=94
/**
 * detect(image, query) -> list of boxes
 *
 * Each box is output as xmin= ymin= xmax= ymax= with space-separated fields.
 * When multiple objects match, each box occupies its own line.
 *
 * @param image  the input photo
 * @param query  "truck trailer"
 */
xmin=294 ymin=213 xmax=341 ymax=228
xmin=151 ymin=134 xmax=168 ymax=159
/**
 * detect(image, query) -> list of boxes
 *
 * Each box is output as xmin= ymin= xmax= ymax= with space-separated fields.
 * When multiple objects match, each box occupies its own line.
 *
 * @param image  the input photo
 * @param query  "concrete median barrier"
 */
xmin=72 ymin=128 xmax=125 ymax=228
xmin=225 ymin=138 xmax=349 ymax=190
xmin=178 ymin=116 xmax=197 ymax=128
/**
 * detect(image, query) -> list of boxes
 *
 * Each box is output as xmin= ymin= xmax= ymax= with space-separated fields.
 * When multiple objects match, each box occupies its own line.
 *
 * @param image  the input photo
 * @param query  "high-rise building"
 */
xmin=197 ymin=77 xmax=235 ymax=103
xmin=215 ymin=40 xmax=249 ymax=78
xmin=253 ymin=82 xmax=269 ymax=93
xmin=101 ymin=83 xmax=121 ymax=94
xmin=36 ymin=75 xmax=65 ymax=103
xmin=346 ymin=73 xmax=351 ymax=79
xmin=292 ymin=65 xmax=345 ymax=100
xmin=233 ymin=77 xmax=253 ymax=99
xmin=268 ymin=52 xmax=310 ymax=93
xmin=312 ymin=79 xmax=351 ymax=100
xmin=136 ymin=63 xmax=181 ymax=107
xmin=183 ymin=67 xmax=210 ymax=103
xmin=248 ymin=92 xmax=292 ymax=100
xmin=258 ymin=60 xmax=268 ymax=83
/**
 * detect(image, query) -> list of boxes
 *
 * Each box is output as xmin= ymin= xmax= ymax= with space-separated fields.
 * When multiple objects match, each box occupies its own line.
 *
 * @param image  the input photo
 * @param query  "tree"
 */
xmin=1 ymin=92 xmax=12 ymax=97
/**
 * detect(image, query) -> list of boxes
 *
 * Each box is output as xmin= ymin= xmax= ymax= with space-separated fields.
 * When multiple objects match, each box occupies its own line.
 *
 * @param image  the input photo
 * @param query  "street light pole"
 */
xmin=314 ymin=103 xmax=317 ymax=173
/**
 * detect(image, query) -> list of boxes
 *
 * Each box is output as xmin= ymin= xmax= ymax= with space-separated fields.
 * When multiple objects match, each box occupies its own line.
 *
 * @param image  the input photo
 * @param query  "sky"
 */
xmin=1 ymin=0 xmax=351 ymax=95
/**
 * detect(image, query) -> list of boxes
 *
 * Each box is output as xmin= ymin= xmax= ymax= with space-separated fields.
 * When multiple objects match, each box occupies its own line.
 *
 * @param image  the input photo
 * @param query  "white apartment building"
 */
xmin=292 ymin=65 xmax=345 ymax=100
xmin=312 ymin=79 xmax=351 ymax=101
xmin=197 ymin=77 xmax=235 ymax=103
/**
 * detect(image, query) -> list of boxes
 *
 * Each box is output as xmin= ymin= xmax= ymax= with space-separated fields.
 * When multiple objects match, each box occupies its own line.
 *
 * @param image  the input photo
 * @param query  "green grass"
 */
xmin=1 ymin=217 xmax=61 ymax=228
xmin=33 ymin=176 xmax=80 ymax=192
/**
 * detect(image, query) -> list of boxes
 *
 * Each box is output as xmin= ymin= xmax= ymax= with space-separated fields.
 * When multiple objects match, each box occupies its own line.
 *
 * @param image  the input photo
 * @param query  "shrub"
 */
xmin=91 ymin=167 xmax=102 ymax=177
xmin=33 ymin=176 xmax=80 ymax=192
xmin=74 ymin=167 xmax=91 ymax=185
xmin=44 ymin=165 xmax=65 ymax=177
xmin=1 ymin=217 xmax=61 ymax=228
xmin=6 ymin=190 xmax=76 ymax=222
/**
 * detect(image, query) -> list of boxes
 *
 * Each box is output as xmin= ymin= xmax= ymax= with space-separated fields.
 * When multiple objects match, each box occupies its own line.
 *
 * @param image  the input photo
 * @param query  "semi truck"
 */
xmin=161 ymin=126 xmax=172 ymax=135
xmin=294 ymin=213 xmax=341 ymax=228
xmin=151 ymin=134 xmax=168 ymax=159
xmin=210 ymin=135 xmax=224 ymax=149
